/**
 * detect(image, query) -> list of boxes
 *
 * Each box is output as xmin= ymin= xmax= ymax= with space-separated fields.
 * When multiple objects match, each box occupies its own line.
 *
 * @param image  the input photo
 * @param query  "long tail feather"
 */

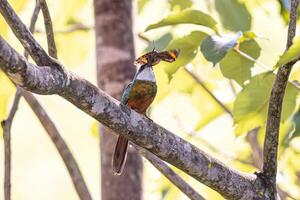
xmin=112 ymin=135 xmax=128 ymax=175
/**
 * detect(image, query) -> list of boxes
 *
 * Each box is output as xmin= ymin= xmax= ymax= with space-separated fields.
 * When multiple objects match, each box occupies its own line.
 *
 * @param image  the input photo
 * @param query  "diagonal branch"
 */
xmin=262 ymin=0 xmax=299 ymax=196
xmin=135 ymin=145 xmax=205 ymax=200
xmin=1 ymin=88 xmax=21 ymax=200
xmin=15 ymin=1 xmax=92 ymax=198
xmin=0 ymin=0 xmax=216 ymax=196
xmin=184 ymin=67 xmax=233 ymax=117
xmin=38 ymin=0 xmax=57 ymax=58
xmin=20 ymin=91 xmax=92 ymax=200
xmin=0 ymin=36 xmax=266 ymax=199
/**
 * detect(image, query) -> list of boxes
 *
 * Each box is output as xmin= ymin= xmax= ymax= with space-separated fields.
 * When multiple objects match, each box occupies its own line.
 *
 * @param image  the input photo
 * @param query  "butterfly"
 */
xmin=134 ymin=49 xmax=180 ymax=67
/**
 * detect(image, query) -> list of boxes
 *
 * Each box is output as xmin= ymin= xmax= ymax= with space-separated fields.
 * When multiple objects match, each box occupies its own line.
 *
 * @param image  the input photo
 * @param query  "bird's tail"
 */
xmin=112 ymin=135 xmax=128 ymax=175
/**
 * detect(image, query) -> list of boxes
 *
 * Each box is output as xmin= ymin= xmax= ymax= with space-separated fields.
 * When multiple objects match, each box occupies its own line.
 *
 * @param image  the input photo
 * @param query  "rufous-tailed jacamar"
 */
xmin=112 ymin=49 xmax=180 ymax=175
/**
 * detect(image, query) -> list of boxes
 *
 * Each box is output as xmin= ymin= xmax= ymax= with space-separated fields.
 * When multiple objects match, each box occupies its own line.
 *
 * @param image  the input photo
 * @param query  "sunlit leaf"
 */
xmin=138 ymin=0 xmax=150 ymax=14
xmin=275 ymin=37 xmax=300 ymax=69
xmin=163 ymin=31 xmax=207 ymax=79
xmin=170 ymin=68 xmax=197 ymax=94
xmin=200 ymin=32 xmax=242 ymax=66
xmin=277 ymin=0 xmax=292 ymax=24
xmin=234 ymin=72 xmax=298 ymax=135
xmin=56 ymin=31 xmax=93 ymax=67
xmin=168 ymin=0 xmax=192 ymax=11
xmin=152 ymin=66 xmax=171 ymax=104
xmin=214 ymin=0 xmax=251 ymax=31
xmin=144 ymin=33 xmax=173 ymax=52
xmin=238 ymin=31 xmax=257 ymax=42
xmin=195 ymin=107 xmax=224 ymax=131
xmin=191 ymin=84 xmax=227 ymax=130
xmin=291 ymin=109 xmax=300 ymax=139
xmin=219 ymin=39 xmax=261 ymax=85
xmin=53 ymin=0 xmax=86 ymax=28
xmin=145 ymin=9 xmax=218 ymax=32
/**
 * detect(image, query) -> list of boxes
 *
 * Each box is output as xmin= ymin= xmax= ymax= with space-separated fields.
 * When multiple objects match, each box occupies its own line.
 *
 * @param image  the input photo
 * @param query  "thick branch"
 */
xmin=262 ymin=0 xmax=299 ymax=195
xmin=0 ymin=0 xmax=54 ymax=66
xmin=1 ymin=88 xmax=21 ymax=200
xmin=0 ymin=36 xmax=267 ymax=199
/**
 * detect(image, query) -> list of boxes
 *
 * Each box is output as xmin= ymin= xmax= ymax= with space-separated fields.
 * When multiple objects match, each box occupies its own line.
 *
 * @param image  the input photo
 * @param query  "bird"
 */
xmin=112 ymin=48 xmax=180 ymax=175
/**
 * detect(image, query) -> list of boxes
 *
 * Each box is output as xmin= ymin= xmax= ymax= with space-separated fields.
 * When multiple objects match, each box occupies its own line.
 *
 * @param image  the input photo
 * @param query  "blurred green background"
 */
xmin=1 ymin=0 xmax=300 ymax=199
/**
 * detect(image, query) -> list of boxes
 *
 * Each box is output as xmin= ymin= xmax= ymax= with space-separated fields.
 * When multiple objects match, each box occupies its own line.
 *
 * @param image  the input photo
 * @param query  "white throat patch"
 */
xmin=136 ymin=67 xmax=156 ymax=82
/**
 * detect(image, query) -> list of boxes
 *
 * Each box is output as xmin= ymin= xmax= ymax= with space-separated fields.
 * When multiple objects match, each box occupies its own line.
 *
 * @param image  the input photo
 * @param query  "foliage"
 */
xmin=145 ymin=9 xmax=218 ymax=32
xmin=140 ymin=0 xmax=300 ymax=198
xmin=214 ymin=0 xmax=251 ymax=31
xmin=275 ymin=36 xmax=300 ymax=68
xmin=1 ymin=0 xmax=300 ymax=199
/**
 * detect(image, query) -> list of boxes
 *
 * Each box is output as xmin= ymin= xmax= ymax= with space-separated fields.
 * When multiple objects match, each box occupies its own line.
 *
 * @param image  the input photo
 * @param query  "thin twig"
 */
xmin=24 ymin=0 xmax=40 ymax=59
xmin=0 ymin=35 xmax=265 ymax=199
xmin=19 ymin=1 xmax=92 ymax=198
xmin=234 ymin=47 xmax=300 ymax=90
xmin=38 ymin=0 xmax=57 ymax=58
xmin=135 ymin=145 xmax=205 ymax=200
xmin=184 ymin=67 xmax=233 ymax=117
xmin=21 ymin=91 xmax=92 ymax=200
xmin=138 ymin=33 xmax=152 ymax=43
xmin=233 ymin=48 xmax=271 ymax=71
xmin=34 ymin=24 xmax=93 ymax=34
xmin=1 ymin=88 xmax=22 ymax=200
xmin=262 ymin=0 xmax=299 ymax=197
xmin=246 ymin=128 xmax=263 ymax=169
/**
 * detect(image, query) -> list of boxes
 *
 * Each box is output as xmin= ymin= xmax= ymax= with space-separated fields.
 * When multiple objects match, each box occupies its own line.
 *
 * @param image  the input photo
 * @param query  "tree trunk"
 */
xmin=93 ymin=0 xmax=143 ymax=200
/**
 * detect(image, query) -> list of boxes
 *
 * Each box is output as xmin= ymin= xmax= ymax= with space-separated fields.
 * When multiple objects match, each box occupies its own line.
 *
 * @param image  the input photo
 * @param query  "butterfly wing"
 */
xmin=157 ymin=49 xmax=180 ymax=63
xmin=134 ymin=54 xmax=149 ymax=67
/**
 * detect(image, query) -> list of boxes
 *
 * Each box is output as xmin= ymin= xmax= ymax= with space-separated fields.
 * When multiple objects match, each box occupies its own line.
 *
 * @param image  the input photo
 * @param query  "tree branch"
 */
xmin=20 ymin=91 xmax=92 ymax=200
xmin=0 ymin=0 xmax=281 ymax=198
xmin=136 ymin=145 xmax=205 ymax=200
xmin=0 ymin=0 xmax=56 ymax=66
xmin=38 ymin=0 xmax=57 ymax=58
xmin=1 ymin=88 xmax=21 ymax=200
xmin=262 ymin=0 xmax=299 ymax=196
xmin=184 ymin=67 xmax=233 ymax=117
xmin=14 ymin=1 xmax=92 ymax=198
xmin=0 ymin=35 xmax=268 ymax=199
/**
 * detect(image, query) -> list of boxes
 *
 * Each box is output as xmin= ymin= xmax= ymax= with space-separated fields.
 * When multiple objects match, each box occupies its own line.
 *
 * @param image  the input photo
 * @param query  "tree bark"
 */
xmin=94 ymin=0 xmax=143 ymax=200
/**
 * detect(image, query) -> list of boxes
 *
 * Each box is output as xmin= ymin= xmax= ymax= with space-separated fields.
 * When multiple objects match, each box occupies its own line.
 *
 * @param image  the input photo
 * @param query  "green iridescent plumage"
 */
xmin=121 ymin=80 xmax=157 ymax=105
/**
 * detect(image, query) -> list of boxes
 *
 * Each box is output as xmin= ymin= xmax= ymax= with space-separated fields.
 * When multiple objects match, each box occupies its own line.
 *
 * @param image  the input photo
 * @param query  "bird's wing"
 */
xmin=120 ymin=82 xmax=133 ymax=104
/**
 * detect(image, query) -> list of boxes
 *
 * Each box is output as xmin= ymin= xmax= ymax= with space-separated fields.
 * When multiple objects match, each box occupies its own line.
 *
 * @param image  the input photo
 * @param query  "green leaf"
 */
xmin=277 ymin=0 xmax=292 ymax=24
xmin=291 ymin=109 xmax=300 ymax=139
xmin=138 ymin=0 xmax=150 ymax=14
xmin=200 ymin=32 xmax=242 ymax=66
xmin=170 ymin=68 xmax=197 ymax=93
xmin=214 ymin=0 xmax=251 ymax=31
xmin=275 ymin=37 xmax=300 ymax=69
xmin=195 ymin=107 xmax=224 ymax=131
xmin=53 ymin=0 xmax=86 ymax=28
xmin=163 ymin=31 xmax=208 ymax=79
xmin=219 ymin=39 xmax=261 ymax=85
xmin=144 ymin=33 xmax=173 ymax=52
xmin=168 ymin=0 xmax=192 ymax=11
xmin=145 ymin=9 xmax=218 ymax=32
xmin=56 ymin=31 xmax=93 ymax=67
xmin=191 ymin=84 xmax=227 ymax=131
xmin=233 ymin=72 xmax=298 ymax=135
